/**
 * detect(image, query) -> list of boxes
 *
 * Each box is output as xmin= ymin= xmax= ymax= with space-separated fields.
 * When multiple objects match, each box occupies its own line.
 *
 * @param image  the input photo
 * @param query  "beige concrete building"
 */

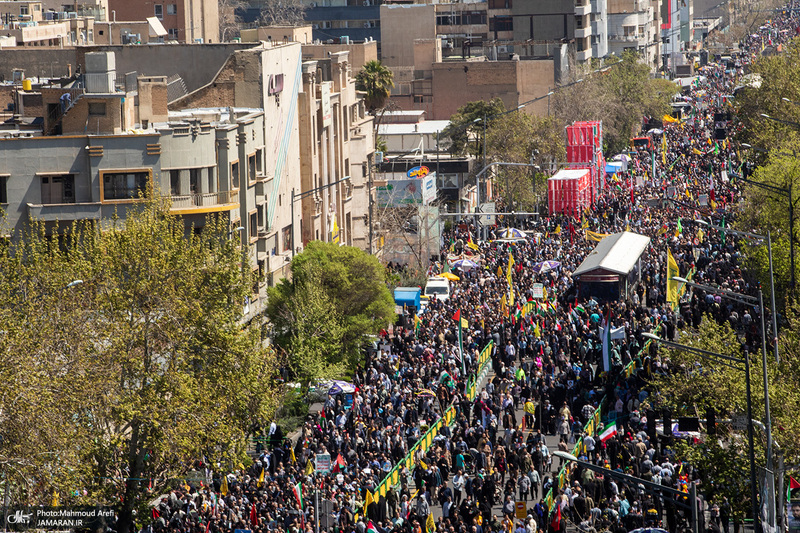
xmin=297 ymin=51 xmax=373 ymax=251
xmin=106 ymin=0 xmax=219 ymax=43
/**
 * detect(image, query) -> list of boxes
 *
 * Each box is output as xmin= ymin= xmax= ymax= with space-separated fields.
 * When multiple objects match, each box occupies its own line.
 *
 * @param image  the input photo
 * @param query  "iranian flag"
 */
xmin=293 ymin=481 xmax=304 ymax=509
xmin=599 ymin=423 xmax=617 ymax=443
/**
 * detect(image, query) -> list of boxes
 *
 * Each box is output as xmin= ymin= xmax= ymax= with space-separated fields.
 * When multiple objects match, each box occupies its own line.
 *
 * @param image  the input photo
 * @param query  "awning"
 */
xmin=573 ymin=231 xmax=651 ymax=277
xmin=147 ymin=17 xmax=167 ymax=37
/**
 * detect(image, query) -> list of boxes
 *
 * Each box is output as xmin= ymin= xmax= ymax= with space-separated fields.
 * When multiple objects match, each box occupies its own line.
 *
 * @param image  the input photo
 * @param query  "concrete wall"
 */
xmin=302 ymin=40 xmax=378 ymax=71
xmin=380 ymin=4 xmax=436 ymax=68
xmin=431 ymin=59 xmax=553 ymax=120
xmin=512 ymin=0 xmax=575 ymax=42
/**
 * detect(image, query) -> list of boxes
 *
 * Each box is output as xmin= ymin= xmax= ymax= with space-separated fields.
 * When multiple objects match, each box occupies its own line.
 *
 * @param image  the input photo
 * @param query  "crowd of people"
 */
xmin=145 ymin=7 xmax=800 ymax=533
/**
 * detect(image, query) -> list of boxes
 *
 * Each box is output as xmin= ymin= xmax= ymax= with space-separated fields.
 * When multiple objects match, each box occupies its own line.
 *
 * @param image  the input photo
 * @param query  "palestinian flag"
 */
xmin=367 ymin=521 xmax=380 ymax=533
xmin=599 ymin=423 xmax=617 ymax=443
xmin=787 ymin=476 xmax=800 ymax=502
xmin=293 ymin=481 xmax=304 ymax=509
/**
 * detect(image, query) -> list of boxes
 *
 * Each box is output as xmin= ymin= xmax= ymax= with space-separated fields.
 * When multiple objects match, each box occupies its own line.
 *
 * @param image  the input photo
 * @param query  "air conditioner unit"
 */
xmin=312 ymin=23 xmax=319 ymax=29
xmin=364 ymin=22 xmax=370 ymax=27
xmin=497 ymin=45 xmax=509 ymax=53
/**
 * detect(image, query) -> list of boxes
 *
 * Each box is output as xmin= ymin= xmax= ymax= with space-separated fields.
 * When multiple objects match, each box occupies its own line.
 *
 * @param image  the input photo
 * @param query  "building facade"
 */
xmin=607 ymin=0 xmax=661 ymax=69
xmin=106 ymin=0 xmax=219 ymax=43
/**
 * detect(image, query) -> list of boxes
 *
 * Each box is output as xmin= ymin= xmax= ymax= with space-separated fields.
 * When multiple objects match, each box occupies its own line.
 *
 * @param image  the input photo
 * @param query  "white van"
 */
xmin=424 ymin=277 xmax=451 ymax=301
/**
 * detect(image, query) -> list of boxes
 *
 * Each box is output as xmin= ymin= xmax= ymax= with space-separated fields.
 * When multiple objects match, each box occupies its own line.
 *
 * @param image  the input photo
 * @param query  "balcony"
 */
xmin=169 ymin=190 xmax=239 ymax=214
xmin=608 ymin=33 xmax=646 ymax=43
xmin=27 ymin=202 xmax=102 ymax=222
xmin=576 ymin=48 xmax=593 ymax=62
xmin=575 ymin=3 xmax=590 ymax=16
xmin=575 ymin=26 xmax=591 ymax=38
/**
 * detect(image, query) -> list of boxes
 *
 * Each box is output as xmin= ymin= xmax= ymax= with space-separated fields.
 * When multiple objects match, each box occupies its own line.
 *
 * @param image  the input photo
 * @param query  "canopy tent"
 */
xmin=574 ymin=231 xmax=651 ymax=302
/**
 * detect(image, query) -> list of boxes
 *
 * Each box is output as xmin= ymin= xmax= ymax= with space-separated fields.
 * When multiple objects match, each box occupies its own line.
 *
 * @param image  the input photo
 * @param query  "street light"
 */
xmin=642 ymin=332 xmax=760 ymax=533
xmin=738 ymin=144 xmax=796 ymax=289
xmin=551 ymin=450 xmax=700 ymax=533
xmin=694 ymin=219 xmax=781 ymax=363
xmin=669 ymin=275 xmax=776 ymax=531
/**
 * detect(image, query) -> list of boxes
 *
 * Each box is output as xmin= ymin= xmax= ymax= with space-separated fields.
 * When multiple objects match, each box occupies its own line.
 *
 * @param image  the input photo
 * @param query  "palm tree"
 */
xmin=355 ymin=60 xmax=394 ymax=114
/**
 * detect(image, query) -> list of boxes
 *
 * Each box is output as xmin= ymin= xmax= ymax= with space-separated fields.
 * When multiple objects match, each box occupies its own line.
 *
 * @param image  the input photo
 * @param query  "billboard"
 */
xmin=377 ymin=174 xmax=437 ymax=208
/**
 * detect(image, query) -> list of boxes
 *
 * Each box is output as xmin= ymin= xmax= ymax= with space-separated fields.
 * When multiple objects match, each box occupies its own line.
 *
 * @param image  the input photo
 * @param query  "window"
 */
xmin=167 ymin=4 xmax=177 ymax=15
xmin=41 ymin=175 xmax=75 ymax=204
xmin=255 ymin=149 xmax=264 ymax=174
xmin=282 ymin=225 xmax=292 ymax=253
xmin=88 ymin=102 xmax=106 ymax=116
xmin=575 ymin=15 xmax=583 ymax=28
xmin=20 ymin=5 xmax=29 ymax=15
xmin=190 ymin=168 xmax=200 ymax=194
xmin=154 ymin=4 xmax=163 ymax=19
xmin=250 ymin=212 xmax=258 ymax=238
xmin=168 ymin=28 xmax=178 ymax=39
xmin=231 ymin=161 xmax=240 ymax=189
xmin=103 ymin=171 xmax=149 ymax=200
xmin=257 ymin=206 xmax=264 ymax=229
xmin=248 ymin=154 xmax=256 ymax=183
xmin=490 ymin=16 xmax=513 ymax=32
xmin=0 ymin=176 xmax=8 ymax=204
xmin=170 ymin=170 xmax=181 ymax=195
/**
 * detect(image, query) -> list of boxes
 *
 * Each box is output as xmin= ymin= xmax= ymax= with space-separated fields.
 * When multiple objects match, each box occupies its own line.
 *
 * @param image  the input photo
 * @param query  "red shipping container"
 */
xmin=547 ymin=168 xmax=591 ymax=217
xmin=566 ymin=144 xmax=597 ymax=164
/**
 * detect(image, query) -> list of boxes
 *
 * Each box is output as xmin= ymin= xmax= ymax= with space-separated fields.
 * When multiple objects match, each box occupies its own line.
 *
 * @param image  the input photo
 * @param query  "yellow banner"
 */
xmin=663 ymin=114 xmax=681 ymax=123
xmin=586 ymin=230 xmax=610 ymax=242
xmin=667 ymin=248 xmax=679 ymax=309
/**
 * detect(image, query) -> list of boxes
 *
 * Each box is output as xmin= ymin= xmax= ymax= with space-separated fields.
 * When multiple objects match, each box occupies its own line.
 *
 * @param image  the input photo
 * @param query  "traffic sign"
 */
xmin=478 ymin=202 xmax=495 ymax=226
xmin=731 ymin=415 xmax=748 ymax=431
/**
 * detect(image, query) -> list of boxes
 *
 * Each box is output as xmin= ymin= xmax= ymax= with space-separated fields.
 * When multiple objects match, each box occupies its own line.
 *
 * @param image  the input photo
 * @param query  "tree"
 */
xmin=259 ymin=0 xmax=307 ymax=27
xmin=485 ymin=111 xmax=565 ymax=210
xmin=441 ymin=98 xmax=506 ymax=161
xmin=0 ymin=199 xmax=279 ymax=533
xmin=551 ymin=51 xmax=675 ymax=154
xmin=266 ymin=241 xmax=395 ymax=379
xmin=355 ymin=60 xmax=395 ymax=114
xmin=219 ymin=0 xmax=247 ymax=41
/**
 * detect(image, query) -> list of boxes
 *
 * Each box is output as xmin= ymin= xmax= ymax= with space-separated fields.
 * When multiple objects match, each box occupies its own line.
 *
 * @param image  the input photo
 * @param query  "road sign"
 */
xmin=731 ymin=415 xmax=748 ymax=431
xmin=316 ymin=453 xmax=331 ymax=474
xmin=515 ymin=501 xmax=527 ymax=519
xmin=478 ymin=202 xmax=495 ymax=226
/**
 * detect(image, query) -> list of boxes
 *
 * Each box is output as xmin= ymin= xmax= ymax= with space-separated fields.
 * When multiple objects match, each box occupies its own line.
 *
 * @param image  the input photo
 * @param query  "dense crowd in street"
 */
xmin=145 ymin=8 xmax=800 ymax=533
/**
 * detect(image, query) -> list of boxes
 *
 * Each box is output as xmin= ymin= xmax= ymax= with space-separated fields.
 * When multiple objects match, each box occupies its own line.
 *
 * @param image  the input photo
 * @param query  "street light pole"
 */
xmin=644 ymin=333 xmax=760 ymax=533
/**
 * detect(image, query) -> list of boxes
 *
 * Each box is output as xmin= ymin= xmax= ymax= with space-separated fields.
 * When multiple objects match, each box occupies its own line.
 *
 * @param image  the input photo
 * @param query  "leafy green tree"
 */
xmin=735 ymin=39 xmax=800 ymax=153
xmin=485 ymin=111 xmax=565 ymax=209
xmin=736 ymin=145 xmax=800 ymax=309
xmin=441 ymin=98 xmax=506 ymax=161
xmin=552 ymin=51 xmax=675 ymax=154
xmin=356 ymin=60 xmax=395 ymax=114
xmin=266 ymin=241 xmax=395 ymax=380
xmin=0 ymin=199 xmax=279 ymax=533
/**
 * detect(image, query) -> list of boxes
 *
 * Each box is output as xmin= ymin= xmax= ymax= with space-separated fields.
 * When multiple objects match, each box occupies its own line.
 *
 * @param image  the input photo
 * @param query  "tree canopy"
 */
xmin=355 ymin=60 xmax=395 ymax=114
xmin=266 ymin=241 xmax=395 ymax=384
xmin=0 ymin=199 xmax=278 ymax=533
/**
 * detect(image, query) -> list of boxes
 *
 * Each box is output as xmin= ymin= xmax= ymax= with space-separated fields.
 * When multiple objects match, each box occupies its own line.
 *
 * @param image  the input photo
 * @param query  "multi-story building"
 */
xmin=511 ymin=0 xmax=607 ymax=63
xmin=607 ymin=0 xmax=661 ymax=69
xmin=105 ymin=0 xmax=219 ymax=43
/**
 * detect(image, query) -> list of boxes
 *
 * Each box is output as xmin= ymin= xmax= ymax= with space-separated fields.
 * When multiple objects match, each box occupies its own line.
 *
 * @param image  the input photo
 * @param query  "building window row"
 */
xmin=436 ymin=12 xmax=487 ymax=26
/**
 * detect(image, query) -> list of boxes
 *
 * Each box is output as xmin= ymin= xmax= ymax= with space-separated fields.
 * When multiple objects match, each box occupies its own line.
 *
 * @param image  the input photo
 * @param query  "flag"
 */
xmin=788 ymin=476 xmax=800 ymax=502
xmin=551 ymin=503 xmax=562 ymax=531
xmin=220 ymin=474 xmax=229 ymax=496
xmin=293 ymin=482 xmax=304 ymax=509
xmin=506 ymin=254 xmax=515 ymax=288
xmin=602 ymin=307 xmax=612 ymax=372
xmin=367 ymin=521 xmax=379 ymax=533
xmin=676 ymin=218 xmax=683 ymax=234
xmin=697 ymin=228 xmax=705 ymax=244
xmin=599 ymin=423 xmax=617 ymax=443
xmin=452 ymin=309 xmax=461 ymax=323
xmin=289 ymin=447 xmax=297 ymax=464
xmin=497 ymin=265 xmax=503 ymax=277
xmin=363 ymin=490 xmax=374 ymax=515
xmin=662 ymin=134 xmax=668 ymax=166
xmin=667 ymin=248 xmax=679 ymax=309
xmin=250 ymin=503 xmax=257 ymax=525
xmin=426 ymin=513 xmax=436 ymax=533
xmin=581 ymin=215 xmax=588 ymax=230
xmin=553 ymin=225 xmax=561 ymax=235
xmin=709 ymin=162 xmax=715 ymax=203
xmin=257 ymin=467 xmax=266 ymax=488
xmin=414 ymin=314 xmax=422 ymax=333
xmin=306 ymin=459 xmax=315 ymax=475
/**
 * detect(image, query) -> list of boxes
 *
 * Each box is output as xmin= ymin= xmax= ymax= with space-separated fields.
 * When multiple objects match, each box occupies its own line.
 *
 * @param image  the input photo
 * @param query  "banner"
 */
xmin=585 ymin=230 xmax=610 ymax=242
xmin=666 ymin=248 xmax=679 ymax=309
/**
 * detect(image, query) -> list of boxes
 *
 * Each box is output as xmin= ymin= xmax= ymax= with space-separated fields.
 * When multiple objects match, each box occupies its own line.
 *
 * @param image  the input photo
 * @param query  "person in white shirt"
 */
xmin=453 ymin=471 xmax=466 ymax=506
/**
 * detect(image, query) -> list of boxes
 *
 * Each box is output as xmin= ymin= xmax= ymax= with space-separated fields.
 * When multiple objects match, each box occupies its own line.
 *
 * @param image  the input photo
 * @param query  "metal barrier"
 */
xmin=370 ymin=340 xmax=495 ymax=500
